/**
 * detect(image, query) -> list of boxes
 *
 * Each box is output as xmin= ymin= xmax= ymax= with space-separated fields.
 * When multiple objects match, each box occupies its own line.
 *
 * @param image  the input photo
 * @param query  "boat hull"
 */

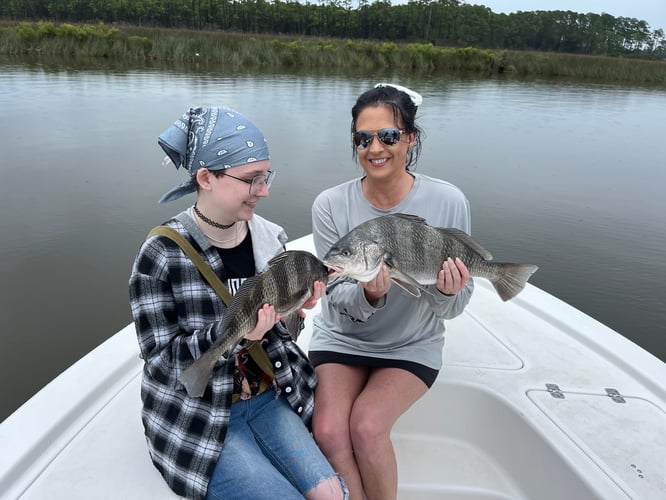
xmin=1 ymin=235 xmax=664 ymax=499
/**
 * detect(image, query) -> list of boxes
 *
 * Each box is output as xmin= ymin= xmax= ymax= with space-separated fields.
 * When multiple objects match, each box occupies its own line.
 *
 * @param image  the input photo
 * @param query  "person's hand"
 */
xmin=436 ymin=257 xmax=470 ymax=296
xmin=361 ymin=264 xmax=391 ymax=305
xmin=298 ymin=280 xmax=326 ymax=317
xmin=244 ymin=304 xmax=279 ymax=341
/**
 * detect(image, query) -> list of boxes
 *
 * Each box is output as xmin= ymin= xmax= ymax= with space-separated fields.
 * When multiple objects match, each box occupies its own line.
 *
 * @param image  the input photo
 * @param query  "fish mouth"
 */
xmin=324 ymin=263 xmax=342 ymax=278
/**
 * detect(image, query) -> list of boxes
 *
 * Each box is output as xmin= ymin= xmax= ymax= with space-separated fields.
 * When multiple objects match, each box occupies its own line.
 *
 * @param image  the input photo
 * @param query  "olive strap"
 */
xmin=147 ymin=225 xmax=233 ymax=305
xmin=246 ymin=340 xmax=276 ymax=379
xmin=147 ymin=225 xmax=275 ymax=379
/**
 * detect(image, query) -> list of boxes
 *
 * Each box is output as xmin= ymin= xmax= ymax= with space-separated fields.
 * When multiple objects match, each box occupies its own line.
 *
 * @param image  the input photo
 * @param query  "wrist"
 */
xmin=365 ymin=291 xmax=386 ymax=307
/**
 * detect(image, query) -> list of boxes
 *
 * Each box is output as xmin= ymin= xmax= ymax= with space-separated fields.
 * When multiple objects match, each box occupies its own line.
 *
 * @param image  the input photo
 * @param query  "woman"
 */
xmin=129 ymin=106 xmax=346 ymax=500
xmin=309 ymin=84 xmax=474 ymax=499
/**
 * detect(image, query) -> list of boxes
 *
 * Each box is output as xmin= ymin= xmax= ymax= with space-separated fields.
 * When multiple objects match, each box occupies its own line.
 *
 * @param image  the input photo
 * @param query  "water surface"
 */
xmin=1 ymin=57 xmax=665 ymax=421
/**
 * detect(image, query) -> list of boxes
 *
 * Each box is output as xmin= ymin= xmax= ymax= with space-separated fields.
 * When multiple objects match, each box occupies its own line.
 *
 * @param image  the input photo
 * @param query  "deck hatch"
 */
xmin=527 ymin=388 xmax=666 ymax=498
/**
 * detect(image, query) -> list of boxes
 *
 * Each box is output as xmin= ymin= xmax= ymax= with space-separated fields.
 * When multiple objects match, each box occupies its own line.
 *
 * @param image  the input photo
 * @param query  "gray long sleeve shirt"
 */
xmin=310 ymin=173 xmax=474 ymax=370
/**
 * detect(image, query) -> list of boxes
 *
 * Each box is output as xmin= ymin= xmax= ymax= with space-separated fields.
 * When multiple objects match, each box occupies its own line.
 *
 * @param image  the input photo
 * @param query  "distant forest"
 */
xmin=2 ymin=0 xmax=665 ymax=59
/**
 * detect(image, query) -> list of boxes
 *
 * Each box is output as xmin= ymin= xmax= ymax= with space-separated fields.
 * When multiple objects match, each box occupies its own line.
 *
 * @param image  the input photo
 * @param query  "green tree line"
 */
xmin=2 ymin=0 xmax=665 ymax=59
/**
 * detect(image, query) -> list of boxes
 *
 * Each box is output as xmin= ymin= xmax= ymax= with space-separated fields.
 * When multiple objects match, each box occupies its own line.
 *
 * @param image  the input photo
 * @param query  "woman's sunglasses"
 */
xmin=353 ymin=128 xmax=405 ymax=149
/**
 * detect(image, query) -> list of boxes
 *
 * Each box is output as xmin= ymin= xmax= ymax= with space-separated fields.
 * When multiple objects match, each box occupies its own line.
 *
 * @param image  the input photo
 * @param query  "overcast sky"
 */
xmin=472 ymin=1 xmax=666 ymax=31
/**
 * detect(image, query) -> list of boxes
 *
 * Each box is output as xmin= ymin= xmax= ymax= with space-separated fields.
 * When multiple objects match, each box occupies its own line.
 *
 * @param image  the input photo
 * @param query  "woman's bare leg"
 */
xmin=312 ymin=364 xmax=369 ymax=500
xmin=350 ymin=368 xmax=428 ymax=500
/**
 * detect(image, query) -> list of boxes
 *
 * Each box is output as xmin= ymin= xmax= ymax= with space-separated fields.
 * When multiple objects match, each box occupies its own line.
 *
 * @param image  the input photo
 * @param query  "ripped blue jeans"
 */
xmin=206 ymin=389 xmax=347 ymax=499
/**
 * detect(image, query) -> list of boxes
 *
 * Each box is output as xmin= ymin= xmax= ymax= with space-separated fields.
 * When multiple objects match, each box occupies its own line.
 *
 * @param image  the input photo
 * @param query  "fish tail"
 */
xmin=491 ymin=263 xmax=539 ymax=301
xmin=179 ymin=342 xmax=238 ymax=398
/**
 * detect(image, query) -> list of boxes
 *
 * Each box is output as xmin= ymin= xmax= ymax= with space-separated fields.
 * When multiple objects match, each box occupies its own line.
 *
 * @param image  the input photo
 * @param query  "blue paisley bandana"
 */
xmin=158 ymin=106 xmax=270 ymax=203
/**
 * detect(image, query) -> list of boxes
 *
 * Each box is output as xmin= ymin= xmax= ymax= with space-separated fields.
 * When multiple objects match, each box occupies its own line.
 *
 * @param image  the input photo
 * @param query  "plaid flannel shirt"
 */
xmin=129 ymin=210 xmax=317 ymax=499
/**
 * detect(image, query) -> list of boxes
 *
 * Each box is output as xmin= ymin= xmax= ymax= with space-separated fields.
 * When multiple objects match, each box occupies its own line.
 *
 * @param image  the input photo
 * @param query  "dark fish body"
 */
xmin=179 ymin=250 xmax=329 ymax=398
xmin=323 ymin=213 xmax=538 ymax=302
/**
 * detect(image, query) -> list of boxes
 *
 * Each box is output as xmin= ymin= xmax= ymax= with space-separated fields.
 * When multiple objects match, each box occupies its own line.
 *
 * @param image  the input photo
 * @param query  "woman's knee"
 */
xmin=349 ymin=410 xmax=390 ymax=451
xmin=313 ymin=415 xmax=349 ymax=454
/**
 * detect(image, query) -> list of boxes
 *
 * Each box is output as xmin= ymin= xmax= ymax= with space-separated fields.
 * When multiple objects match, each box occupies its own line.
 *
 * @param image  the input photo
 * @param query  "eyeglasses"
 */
xmin=219 ymin=169 xmax=275 ymax=195
xmin=353 ymin=128 xmax=405 ymax=149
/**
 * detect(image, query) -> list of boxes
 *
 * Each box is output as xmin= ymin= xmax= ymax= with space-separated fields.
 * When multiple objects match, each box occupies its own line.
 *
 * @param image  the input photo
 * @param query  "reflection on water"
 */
xmin=1 ymin=55 xmax=665 ymax=421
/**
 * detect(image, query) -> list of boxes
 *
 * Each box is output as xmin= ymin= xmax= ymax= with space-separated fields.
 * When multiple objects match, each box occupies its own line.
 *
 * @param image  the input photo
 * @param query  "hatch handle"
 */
xmin=546 ymin=383 xmax=565 ymax=399
xmin=605 ymin=388 xmax=626 ymax=403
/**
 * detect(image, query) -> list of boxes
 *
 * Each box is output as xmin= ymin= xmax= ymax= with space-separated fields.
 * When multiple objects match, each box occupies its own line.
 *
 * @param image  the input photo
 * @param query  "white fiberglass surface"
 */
xmin=528 ymin=389 xmax=666 ymax=499
xmin=393 ymin=381 xmax=607 ymax=500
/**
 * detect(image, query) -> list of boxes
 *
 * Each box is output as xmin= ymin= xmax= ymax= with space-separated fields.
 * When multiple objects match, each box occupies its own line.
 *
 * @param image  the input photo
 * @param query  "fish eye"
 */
xmin=342 ymin=250 xmax=351 ymax=256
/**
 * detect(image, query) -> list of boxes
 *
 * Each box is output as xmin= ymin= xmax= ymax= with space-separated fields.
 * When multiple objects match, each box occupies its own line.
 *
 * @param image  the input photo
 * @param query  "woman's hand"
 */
xmin=299 ymin=280 xmax=326 ymax=314
xmin=244 ymin=303 xmax=279 ymax=342
xmin=436 ymin=257 xmax=470 ymax=296
xmin=362 ymin=264 xmax=391 ymax=305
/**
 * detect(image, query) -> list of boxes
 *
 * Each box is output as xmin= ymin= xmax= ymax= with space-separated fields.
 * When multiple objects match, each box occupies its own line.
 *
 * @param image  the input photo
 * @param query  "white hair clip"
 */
xmin=375 ymin=83 xmax=423 ymax=106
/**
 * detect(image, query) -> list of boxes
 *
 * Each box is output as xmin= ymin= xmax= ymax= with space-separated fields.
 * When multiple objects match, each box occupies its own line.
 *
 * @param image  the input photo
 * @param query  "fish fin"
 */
xmin=491 ymin=263 xmax=539 ymax=301
xmin=390 ymin=277 xmax=422 ymax=297
xmin=267 ymin=249 xmax=318 ymax=268
xmin=276 ymin=283 xmax=316 ymax=341
xmin=383 ymin=254 xmax=425 ymax=297
xmin=281 ymin=312 xmax=304 ymax=342
xmin=266 ymin=250 xmax=292 ymax=267
xmin=393 ymin=213 xmax=427 ymax=224
xmin=386 ymin=261 xmax=433 ymax=297
xmin=439 ymin=228 xmax=494 ymax=261
xmin=179 ymin=342 xmax=239 ymax=398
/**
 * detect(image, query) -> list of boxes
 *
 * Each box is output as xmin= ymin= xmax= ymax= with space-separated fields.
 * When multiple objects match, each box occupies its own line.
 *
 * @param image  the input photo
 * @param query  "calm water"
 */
xmin=1 ymin=57 xmax=665 ymax=422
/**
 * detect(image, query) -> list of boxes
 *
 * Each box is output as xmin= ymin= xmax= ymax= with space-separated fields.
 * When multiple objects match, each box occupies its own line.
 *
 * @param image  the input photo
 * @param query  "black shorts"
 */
xmin=309 ymin=350 xmax=439 ymax=388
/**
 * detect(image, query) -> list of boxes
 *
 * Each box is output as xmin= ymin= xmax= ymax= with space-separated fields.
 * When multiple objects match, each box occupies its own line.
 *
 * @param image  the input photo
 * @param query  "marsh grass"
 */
xmin=505 ymin=50 xmax=666 ymax=82
xmin=2 ymin=21 xmax=152 ymax=59
xmin=2 ymin=22 xmax=665 ymax=83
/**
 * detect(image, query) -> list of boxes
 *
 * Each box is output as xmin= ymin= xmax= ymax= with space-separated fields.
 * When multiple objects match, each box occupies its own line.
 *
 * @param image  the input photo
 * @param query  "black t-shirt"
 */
xmin=215 ymin=230 xmax=255 ymax=295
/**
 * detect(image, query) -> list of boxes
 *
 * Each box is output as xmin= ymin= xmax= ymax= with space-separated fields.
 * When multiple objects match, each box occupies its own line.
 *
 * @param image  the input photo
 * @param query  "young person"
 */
xmin=129 ymin=106 xmax=346 ymax=500
xmin=309 ymin=85 xmax=474 ymax=499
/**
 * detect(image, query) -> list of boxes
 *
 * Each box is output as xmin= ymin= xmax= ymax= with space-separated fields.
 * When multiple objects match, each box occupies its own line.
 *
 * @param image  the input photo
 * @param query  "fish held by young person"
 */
xmin=179 ymin=250 xmax=329 ymax=398
xmin=323 ymin=213 xmax=538 ymax=302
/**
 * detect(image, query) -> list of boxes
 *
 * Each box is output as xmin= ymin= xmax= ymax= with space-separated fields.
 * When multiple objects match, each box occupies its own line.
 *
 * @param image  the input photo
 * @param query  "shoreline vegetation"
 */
xmin=2 ymin=21 xmax=666 ymax=83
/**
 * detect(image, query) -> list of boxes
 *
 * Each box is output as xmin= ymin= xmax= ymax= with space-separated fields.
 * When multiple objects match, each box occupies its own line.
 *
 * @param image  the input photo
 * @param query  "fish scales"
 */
xmin=178 ymin=250 xmax=329 ymax=398
xmin=357 ymin=215 xmax=492 ymax=283
xmin=323 ymin=213 xmax=538 ymax=302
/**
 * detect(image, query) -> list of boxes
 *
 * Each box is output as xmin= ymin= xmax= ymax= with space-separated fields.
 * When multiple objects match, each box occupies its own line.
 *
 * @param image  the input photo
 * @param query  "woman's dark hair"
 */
xmin=351 ymin=85 xmax=423 ymax=170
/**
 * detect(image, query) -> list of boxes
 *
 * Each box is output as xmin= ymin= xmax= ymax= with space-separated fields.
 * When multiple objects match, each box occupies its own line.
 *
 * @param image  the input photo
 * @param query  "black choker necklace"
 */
xmin=193 ymin=204 xmax=236 ymax=230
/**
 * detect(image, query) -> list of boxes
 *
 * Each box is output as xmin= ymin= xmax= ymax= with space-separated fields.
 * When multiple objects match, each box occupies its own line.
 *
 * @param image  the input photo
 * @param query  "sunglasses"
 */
xmin=353 ymin=128 xmax=405 ymax=149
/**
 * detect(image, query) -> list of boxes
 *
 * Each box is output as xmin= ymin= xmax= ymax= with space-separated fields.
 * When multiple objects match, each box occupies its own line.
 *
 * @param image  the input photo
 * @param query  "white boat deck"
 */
xmin=1 ymin=235 xmax=664 ymax=499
